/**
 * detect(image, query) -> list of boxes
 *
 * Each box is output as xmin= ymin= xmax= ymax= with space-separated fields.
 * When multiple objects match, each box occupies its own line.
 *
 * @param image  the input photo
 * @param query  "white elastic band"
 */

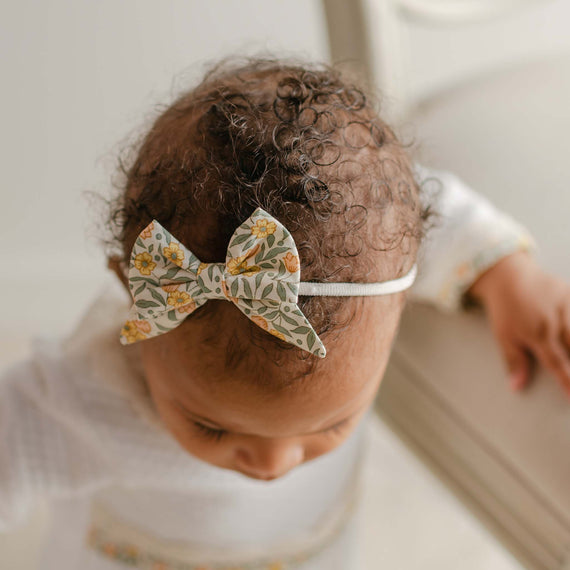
xmin=298 ymin=263 xmax=418 ymax=297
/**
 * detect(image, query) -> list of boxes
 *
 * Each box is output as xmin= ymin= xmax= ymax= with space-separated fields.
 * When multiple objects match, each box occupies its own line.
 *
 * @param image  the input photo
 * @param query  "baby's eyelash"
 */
xmin=324 ymin=419 xmax=349 ymax=437
xmin=192 ymin=421 xmax=227 ymax=442
xmin=191 ymin=418 xmax=350 ymax=442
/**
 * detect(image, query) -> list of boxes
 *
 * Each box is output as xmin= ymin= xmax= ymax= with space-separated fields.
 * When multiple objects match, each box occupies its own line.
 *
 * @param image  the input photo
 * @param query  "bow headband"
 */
xmin=119 ymin=207 xmax=417 ymax=358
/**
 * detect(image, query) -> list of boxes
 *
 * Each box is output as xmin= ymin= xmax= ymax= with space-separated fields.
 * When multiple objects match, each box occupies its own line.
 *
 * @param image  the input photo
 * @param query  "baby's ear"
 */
xmin=107 ymin=256 xmax=130 ymax=292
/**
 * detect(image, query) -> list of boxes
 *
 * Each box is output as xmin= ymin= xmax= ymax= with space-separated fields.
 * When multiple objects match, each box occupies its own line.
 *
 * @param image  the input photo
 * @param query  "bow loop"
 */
xmin=225 ymin=209 xmax=301 ymax=304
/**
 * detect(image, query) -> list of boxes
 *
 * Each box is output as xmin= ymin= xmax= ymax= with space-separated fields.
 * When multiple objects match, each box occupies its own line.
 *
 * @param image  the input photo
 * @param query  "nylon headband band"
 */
xmin=297 ymin=263 xmax=418 ymax=296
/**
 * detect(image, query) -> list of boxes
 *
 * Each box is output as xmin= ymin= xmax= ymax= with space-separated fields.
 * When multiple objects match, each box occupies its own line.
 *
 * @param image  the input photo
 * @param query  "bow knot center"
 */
xmin=196 ymin=263 xmax=229 ymax=300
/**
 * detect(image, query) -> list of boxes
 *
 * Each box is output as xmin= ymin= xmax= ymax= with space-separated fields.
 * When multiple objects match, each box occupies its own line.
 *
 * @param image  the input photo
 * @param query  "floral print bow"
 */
xmin=120 ymin=207 xmax=328 ymax=357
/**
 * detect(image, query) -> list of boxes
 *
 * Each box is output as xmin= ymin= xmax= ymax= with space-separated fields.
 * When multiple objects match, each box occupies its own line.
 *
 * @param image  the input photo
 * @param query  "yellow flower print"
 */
xmin=140 ymin=221 xmax=155 ymax=239
xmin=283 ymin=251 xmax=299 ymax=273
xmin=269 ymin=329 xmax=286 ymax=341
xmin=227 ymin=243 xmax=261 ymax=276
xmin=121 ymin=321 xmax=148 ymax=343
xmin=166 ymin=291 xmax=196 ymax=314
xmin=250 ymin=315 xmax=269 ymax=330
xmin=196 ymin=262 xmax=208 ymax=275
xmin=251 ymin=218 xmax=277 ymax=239
xmin=177 ymin=298 xmax=197 ymax=314
xmin=167 ymin=290 xmax=192 ymax=308
xmin=134 ymin=252 xmax=156 ymax=276
xmin=163 ymin=242 xmax=185 ymax=267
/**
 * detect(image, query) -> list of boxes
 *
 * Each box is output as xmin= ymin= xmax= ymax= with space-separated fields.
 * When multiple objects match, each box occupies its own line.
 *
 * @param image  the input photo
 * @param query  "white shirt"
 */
xmin=0 ymin=164 xmax=537 ymax=569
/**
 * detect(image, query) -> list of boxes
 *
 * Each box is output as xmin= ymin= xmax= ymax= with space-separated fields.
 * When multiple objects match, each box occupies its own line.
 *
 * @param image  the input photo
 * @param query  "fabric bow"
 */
xmin=120 ymin=207 xmax=327 ymax=357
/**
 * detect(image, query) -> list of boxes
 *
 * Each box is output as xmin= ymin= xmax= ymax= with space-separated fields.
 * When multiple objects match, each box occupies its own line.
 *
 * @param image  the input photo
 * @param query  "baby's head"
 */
xmin=105 ymin=57 xmax=431 ymax=480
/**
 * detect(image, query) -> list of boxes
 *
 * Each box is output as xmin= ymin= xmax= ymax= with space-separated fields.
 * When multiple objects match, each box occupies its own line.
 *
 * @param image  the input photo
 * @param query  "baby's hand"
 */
xmin=465 ymin=251 xmax=570 ymax=400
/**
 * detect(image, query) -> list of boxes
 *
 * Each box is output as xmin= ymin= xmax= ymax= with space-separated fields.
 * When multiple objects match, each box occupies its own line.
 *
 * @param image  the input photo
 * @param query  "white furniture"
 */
xmin=322 ymin=1 xmax=570 ymax=569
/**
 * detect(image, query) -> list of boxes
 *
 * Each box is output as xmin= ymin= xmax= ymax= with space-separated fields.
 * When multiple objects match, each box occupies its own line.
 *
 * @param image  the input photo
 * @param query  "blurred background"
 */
xmin=1 ymin=1 xmax=570 ymax=569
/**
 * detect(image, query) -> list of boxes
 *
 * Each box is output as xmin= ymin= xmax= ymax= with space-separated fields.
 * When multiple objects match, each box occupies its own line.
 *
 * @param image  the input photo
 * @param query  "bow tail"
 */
xmin=119 ymin=296 xmax=209 ymax=345
xmin=233 ymin=299 xmax=327 ymax=358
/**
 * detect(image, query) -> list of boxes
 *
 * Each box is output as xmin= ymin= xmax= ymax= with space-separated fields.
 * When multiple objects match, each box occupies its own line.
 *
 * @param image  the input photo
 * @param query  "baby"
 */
xmin=2 ymin=56 xmax=570 ymax=570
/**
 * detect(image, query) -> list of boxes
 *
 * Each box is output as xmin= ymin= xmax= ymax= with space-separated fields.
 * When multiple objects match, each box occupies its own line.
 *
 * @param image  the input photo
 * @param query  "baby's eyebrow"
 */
xmin=177 ymin=404 xmax=362 ymax=437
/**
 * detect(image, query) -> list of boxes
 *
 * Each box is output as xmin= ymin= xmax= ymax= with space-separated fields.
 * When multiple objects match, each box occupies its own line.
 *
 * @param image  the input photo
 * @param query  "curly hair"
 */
xmin=102 ymin=56 xmax=436 ymax=377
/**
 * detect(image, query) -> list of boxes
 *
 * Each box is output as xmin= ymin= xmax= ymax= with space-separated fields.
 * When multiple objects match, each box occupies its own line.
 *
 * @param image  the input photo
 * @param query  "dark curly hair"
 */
xmin=102 ymin=56 xmax=436 ymax=376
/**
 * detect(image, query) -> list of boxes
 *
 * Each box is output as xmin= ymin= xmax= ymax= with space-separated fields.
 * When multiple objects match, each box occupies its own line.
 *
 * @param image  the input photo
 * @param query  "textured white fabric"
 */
xmin=409 ymin=163 xmax=538 ymax=312
xmin=1 ymin=280 xmax=368 ymax=568
xmin=0 ymin=162 xmax=537 ymax=569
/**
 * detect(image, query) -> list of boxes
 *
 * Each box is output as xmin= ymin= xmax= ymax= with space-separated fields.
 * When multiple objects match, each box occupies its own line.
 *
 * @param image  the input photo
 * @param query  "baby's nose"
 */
xmin=235 ymin=440 xmax=304 ymax=480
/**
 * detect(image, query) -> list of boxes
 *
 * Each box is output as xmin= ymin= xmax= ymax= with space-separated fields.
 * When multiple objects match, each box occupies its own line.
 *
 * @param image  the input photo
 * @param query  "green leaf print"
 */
xmin=277 ymin=260 xmax=286 ymax=278
xmin=134 ymin=283 xmax=146 ymax=296
xmin=167 ymin=310 xmax=178 ymax=322
xmin=231 ymin=279 xmax=239 ymax=298
xmin=291 ymin=326 xmax=310 ymax=334
xmin=241 ymin=237 xmax=257 ymax=251
xmin=261 ymin=284 xmax=273 ymax=299
xmin=129 ymin=276 xmax=158 ymax=285
xmin=162 ymin=266 xmax=180 ymax=280
xmin=255 ymin=272 xmax=264 ymax=290
xmin=243 ymin=279 xmax=253 ymax=299
xmin=286 ymin=283 xmax=298 ymax=297
xmin=276 ymin=282 xmax=286 ymax=302
xmin=267 ymin=234 xmax=275 ymax=248
xmin=165 ymin=231 xmax=171 ymax=245
xmin=263 ymin=246 xmax=289 ymax=261
xmin=254 ymin=242 xmax=266 ymax=264
xmin=272 ymin=323 xmax=291 ymax=338
xmin=136 ymin=237 xmax=144 ymax=248
xmin=155 ymin=322 xmax=171 ymax=332
xmin=135 ymin=300 xmax=160 ymax=309
xmin=149 ymin=287 xmax=167 ymax=306
xmin=229 ymin=233 xmax=250 ymax=248
xmin=259 ymin=262 xmax=274 ymax=269
xmin=281 ymin=313 xmax=299 ymax=327
xmin=307 ymin=331 xmax=316 ymax=350
xmin=148 ymin=244 xmax=154 ymax=253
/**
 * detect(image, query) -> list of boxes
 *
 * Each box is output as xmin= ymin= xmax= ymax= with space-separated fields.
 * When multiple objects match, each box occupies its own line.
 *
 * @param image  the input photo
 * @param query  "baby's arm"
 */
xmin=0 ymin=356 xmax=108 ymax=532
xmin=408 ymin=163 xmax=570 ymax=398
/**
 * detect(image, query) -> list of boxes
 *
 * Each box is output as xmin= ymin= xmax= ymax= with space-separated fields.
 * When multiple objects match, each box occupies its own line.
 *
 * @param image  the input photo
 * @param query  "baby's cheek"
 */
xmin=301 ymin=436 xmax=346 ymax=463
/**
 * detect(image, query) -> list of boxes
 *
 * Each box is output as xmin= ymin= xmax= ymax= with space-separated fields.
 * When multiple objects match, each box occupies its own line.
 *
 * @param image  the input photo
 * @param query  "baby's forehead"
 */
xmin=161 ymin=293 xmax=402 ymax=392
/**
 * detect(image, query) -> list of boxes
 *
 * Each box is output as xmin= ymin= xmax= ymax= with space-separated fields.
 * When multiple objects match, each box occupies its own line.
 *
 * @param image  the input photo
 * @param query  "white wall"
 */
xmin=0 ymin=0 xmax=329 ymax=338
xmin=403 ymin=0 xmax=570 ymax=106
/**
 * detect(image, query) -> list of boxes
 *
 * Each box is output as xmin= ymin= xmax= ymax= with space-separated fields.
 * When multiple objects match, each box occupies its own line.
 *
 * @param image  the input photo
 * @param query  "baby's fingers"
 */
xmin=531 ymin=334 xmax=570 ymax=400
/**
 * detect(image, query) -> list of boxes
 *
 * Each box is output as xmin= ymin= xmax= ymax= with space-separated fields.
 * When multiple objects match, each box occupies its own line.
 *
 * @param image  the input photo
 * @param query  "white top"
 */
xmin=0 ymin=164 xmax=538 ymax=569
